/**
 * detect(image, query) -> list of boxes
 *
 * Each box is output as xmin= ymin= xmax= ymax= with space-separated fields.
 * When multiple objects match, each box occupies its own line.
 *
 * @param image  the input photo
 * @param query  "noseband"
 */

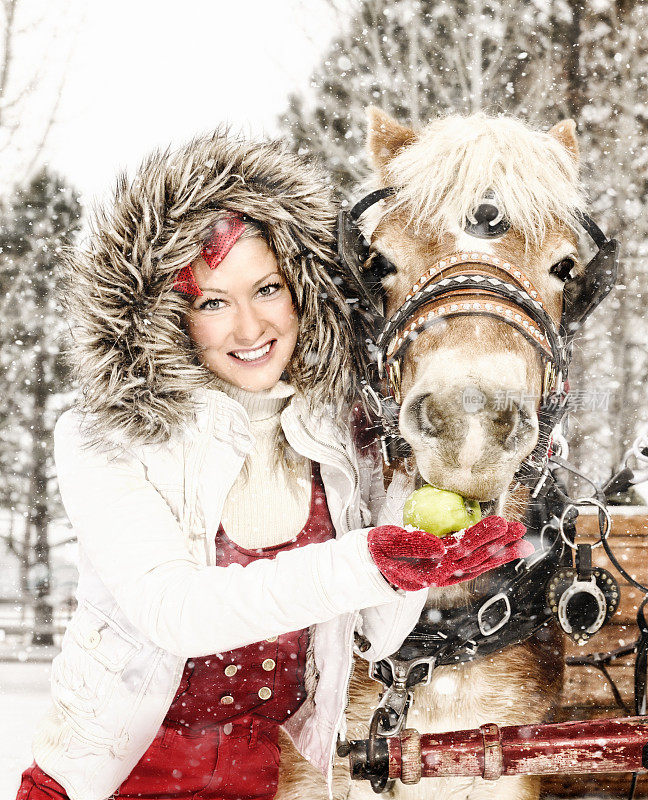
xmin=337 ymin=187 xmax=618 ymax=480
xmin=375 ymin=249 xmax=565 ymax=404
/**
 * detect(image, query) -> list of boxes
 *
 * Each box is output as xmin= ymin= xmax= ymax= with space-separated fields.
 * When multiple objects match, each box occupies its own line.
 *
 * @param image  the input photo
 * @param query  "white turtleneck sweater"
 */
xmin=212 ymin=378 xmax=313 ymax=549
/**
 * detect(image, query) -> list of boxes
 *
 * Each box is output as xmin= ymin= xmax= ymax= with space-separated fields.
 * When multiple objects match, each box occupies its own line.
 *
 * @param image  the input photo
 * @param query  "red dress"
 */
xmin=18 ymin=463 xmax=335 ymax=800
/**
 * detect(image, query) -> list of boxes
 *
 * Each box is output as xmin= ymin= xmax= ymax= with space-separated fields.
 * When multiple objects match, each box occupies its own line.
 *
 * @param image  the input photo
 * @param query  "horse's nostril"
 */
xmin=491 ymin=402 xmax=528 ymax=451
xmin=493 ymin=407 xmax=517 ymax=445
xmin=409 ymin=394 xmax=441 ymax=439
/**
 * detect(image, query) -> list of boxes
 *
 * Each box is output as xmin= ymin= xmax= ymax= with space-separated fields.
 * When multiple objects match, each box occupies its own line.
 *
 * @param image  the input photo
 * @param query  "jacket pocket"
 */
xmin=51 ymin=600 xmax=142 ymax=720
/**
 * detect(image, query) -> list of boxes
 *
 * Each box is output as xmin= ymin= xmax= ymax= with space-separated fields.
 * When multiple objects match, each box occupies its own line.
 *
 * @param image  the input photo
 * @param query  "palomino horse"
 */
xmin=278 ymin=110 xmax=598 ymax=800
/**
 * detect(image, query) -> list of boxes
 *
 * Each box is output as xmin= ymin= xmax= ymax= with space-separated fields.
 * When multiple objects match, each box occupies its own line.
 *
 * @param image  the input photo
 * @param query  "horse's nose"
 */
xmin=404 ymin=386 xmax=528 ymax=451
xmin=397 ymin=349 xmax=539 ymax=498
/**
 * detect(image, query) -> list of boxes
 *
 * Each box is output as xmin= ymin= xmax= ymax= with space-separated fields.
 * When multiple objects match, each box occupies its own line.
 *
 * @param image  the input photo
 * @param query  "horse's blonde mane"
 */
xmin=383 ymin=113 xmax=586 ymax=246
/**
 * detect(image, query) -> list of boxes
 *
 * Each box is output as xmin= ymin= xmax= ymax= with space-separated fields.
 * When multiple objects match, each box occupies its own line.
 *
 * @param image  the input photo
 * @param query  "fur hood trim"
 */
xmin=60 ymin=132 xmax=364 ymax=449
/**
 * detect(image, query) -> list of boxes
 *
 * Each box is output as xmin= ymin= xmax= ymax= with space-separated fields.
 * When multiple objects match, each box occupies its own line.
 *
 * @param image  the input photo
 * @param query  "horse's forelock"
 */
xmin=382 ymin=113 xmax=586 ymax=247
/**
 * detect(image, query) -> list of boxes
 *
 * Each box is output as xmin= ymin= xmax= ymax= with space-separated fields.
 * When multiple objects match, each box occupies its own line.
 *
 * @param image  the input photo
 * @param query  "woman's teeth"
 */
xmin=231 ymin=342 xmax=272 ymax=362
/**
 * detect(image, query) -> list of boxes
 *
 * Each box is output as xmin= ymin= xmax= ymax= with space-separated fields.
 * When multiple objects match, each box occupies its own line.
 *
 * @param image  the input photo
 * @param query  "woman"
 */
xmin=17 ymin=132 xmax=530 ymax=800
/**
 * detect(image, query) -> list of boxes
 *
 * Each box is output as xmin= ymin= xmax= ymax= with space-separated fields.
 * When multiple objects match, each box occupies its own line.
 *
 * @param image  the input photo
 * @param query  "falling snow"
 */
xmin=3 ymin=1 xmax=648 ymax=799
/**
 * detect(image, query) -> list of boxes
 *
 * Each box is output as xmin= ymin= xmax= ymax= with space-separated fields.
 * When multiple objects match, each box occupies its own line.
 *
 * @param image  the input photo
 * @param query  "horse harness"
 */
xmin=336 ymin=186 xmax=621 ymax=752
xmin=337 ymin=186 xmax=618 ymax=474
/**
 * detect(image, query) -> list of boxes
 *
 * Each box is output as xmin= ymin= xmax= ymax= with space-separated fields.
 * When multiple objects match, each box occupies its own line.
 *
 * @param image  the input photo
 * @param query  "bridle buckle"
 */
xmin=478 ymin=592 xmax=512 ymax=637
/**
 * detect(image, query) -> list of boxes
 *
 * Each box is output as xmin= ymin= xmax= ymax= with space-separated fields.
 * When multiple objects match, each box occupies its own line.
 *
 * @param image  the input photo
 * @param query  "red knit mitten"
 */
xmin=367 ymin=517 xmax=534 ymax=592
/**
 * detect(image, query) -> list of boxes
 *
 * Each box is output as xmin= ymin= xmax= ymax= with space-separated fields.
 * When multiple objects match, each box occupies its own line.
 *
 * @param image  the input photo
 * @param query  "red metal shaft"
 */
xmin=387 ymin=716 xmax=648 ymax=784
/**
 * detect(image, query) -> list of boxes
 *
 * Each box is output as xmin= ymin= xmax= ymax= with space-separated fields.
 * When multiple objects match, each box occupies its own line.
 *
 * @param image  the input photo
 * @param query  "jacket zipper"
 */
xmin=294 ymin=414 xmax=359 ymax=532
xmin=290 ymin=415 xmax=363 ymax=785
xmin=189 ymin=430 xmax=213 ymax=563
xmin=328 ymin=612 xmax=359 ymax=783
xmin=340 ymin=632 xmax=357 ymax=738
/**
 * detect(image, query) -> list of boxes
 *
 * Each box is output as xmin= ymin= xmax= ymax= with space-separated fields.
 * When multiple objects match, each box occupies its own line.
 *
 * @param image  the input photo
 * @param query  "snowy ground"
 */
xmin=1 ymin=659 xmax=52 ymax=799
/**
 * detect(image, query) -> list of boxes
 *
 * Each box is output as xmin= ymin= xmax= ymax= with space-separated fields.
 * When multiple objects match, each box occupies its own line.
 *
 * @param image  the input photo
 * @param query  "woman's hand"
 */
xmin=367 ymin=517 xmax=534 ymax=592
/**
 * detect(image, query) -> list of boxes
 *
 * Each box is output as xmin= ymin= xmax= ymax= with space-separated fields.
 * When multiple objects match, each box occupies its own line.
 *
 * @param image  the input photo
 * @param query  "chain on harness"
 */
xmin=334 ymin=187 xmax=648 ymax=796
xmin=349 ymin=430 xmax=648 ymax=797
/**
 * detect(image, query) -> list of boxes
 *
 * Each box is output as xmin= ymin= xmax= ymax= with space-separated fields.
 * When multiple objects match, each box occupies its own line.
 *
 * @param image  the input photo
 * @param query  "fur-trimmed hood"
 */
xmin=61 ymin=132 xmax=364 ymax=448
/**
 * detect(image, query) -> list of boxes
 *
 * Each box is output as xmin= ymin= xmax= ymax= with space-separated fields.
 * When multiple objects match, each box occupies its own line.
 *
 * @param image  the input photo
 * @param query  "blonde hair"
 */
xmin=383 ymin=113 xmax=586 ymax=246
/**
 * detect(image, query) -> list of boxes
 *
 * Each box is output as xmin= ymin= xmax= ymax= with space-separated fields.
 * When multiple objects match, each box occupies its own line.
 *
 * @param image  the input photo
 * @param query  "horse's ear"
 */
xmin=366 ymin=106 xmax=416 ymax=174
xmin=548 ymin=119 xmax=579 ymax=162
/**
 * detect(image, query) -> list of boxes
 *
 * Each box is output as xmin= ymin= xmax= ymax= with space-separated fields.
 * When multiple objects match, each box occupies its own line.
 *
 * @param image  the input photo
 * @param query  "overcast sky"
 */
xmin=41 ymin=0 xmax=339 ymax=204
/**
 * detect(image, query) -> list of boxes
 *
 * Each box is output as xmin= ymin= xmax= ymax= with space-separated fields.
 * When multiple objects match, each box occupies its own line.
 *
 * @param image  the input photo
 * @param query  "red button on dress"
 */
xmin=166 ymin=461 xmax=334 ymax=729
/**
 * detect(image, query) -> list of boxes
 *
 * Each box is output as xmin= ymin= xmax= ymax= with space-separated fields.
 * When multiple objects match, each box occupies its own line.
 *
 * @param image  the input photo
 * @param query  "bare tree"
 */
xmin=0 ymin=168 xmax=81 ymax=644
xmin=280 ymin=0 xmax=565 ymax=194
xmin=560 ymin=0 xmax=648 ymax=486
xmin=0 ymin=0 xmax=77 ymax=186
xmin=280 ymin=0 xmax=648 ymax=489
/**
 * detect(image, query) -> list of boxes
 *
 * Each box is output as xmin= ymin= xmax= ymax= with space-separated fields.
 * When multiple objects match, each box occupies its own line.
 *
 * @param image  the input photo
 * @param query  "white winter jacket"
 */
xmin=32 ymin=387 xmax=426 ymax=800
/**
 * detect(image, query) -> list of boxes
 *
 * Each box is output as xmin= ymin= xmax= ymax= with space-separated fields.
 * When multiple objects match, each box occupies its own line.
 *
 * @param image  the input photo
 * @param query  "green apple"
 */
xmin=403 ymin=485 xmax=482 ymax=537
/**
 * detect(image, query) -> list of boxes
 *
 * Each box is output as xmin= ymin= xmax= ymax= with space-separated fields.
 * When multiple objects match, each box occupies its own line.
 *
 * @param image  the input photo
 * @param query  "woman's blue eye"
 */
xmin=198 ymin=298 xmax=224 ymax=310
xmin=197 ymin=282 xmax=282 ymax=310
xmin=258 ymin=282 xmax=282 ymax=297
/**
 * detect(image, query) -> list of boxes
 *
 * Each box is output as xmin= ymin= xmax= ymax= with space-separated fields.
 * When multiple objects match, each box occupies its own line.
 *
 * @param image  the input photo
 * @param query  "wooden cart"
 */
xmin=543 ymin=506 xmax=648 ymax=797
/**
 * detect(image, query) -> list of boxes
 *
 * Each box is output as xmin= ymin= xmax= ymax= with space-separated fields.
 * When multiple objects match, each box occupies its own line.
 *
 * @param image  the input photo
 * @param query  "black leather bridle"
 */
xmin=336 ymin=187 xmax=620 ymax=771
xmin=337 ymin=186 xmax=619 ymax=482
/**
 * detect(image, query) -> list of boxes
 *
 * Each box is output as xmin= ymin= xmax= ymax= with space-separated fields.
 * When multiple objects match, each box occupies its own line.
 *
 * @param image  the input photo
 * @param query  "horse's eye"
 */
xmin=550 ymin=257 xmax=576 ymax=282
xmin=367 ymin=250 xmax=397 ymax=280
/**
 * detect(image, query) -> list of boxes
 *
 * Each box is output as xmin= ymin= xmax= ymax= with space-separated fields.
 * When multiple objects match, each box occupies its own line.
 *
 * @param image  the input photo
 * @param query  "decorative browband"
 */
xmin=379 ymin=279 xmax=557 ymax=365
xmin=385 ymin=289 xmax=553 ymax=363
xmin=377 ymin=252 xmax=561 ymax=378
xmin=404 ymin=251 xmax=545 ymax=306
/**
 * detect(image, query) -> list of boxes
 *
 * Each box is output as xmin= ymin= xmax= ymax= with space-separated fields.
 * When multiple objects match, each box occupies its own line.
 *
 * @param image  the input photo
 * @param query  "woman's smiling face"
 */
xmin=186 ymin=236 xmax=299 ymax=391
